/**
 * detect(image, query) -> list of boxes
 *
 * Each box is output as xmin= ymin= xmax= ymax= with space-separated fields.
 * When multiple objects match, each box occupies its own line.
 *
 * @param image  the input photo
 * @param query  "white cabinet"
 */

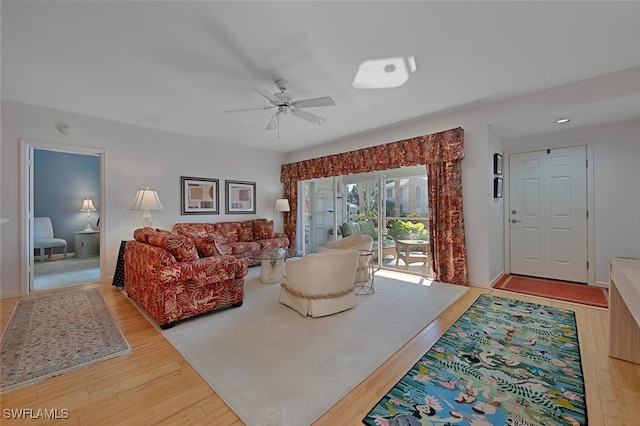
xmin=74 ymin=230 xmax=100 ymax=258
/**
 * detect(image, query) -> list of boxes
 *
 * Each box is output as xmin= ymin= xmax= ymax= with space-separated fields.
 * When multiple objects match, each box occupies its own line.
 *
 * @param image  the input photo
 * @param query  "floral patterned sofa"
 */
xmin=173 ymin=219 xmax=289 ymax=266
xmin=124 ymin=227 xmax=248 ymax=329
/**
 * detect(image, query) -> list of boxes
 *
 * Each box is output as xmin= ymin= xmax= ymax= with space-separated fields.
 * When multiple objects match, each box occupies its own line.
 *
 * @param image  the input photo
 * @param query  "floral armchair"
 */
xmin=124 ymin=227 xmax=248 ymax=329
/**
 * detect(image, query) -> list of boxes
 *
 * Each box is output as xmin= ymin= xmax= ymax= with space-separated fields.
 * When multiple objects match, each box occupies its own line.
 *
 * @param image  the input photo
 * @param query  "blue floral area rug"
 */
xmin=364 ymin=294 xmax=586 ymax=426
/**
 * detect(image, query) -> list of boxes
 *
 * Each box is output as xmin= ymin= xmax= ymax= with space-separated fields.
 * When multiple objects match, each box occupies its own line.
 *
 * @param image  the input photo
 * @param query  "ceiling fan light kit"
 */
xmin=225 ymin=79 xmax=335 ymax=133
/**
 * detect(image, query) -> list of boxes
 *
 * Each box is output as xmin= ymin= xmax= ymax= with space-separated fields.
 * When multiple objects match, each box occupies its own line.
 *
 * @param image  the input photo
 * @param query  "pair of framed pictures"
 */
xmin=493 ymin=153 xmax=503 ymax=198
xmin=180 ymin=176 xmax=256 ymax=215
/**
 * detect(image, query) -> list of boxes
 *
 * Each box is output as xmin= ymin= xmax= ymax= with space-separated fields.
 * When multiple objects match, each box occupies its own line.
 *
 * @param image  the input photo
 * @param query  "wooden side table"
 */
xmin=74 ymin=230 xmax=100 ymax=258
xmin=395 ymin=239 xmax=430 ymax=269
xmin=355 ymin=250 xmax=374 ymax=295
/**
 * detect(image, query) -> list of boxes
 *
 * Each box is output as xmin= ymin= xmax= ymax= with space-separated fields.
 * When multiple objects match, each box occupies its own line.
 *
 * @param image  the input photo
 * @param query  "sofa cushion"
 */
xmin=148 ymin=231 xmax=199 ymax=262
xmin=214 ymin=222 xmax=240 ymax=243
xmin=358 ymin=221 xmax=377 ymax=238
xmin=341 ymin=222 xmax=360 ymax=237
xmin=237 ymin=226 xmax=254 ymax=242
xmin=254 ymin=220 xmax=276 ymax=240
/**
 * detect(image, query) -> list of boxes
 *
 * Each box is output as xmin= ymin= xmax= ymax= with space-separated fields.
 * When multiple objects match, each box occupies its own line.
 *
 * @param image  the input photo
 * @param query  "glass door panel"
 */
xmin=297 ymin=167 xmax=430 ymax=278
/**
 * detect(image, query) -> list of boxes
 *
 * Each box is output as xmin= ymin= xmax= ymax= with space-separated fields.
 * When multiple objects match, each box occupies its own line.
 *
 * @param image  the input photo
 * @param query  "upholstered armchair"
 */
xmin=341 ymin=222 xmax=396 ymax=260
xmin=34 ymin=217 xmax=67 ymax=262
xmin=280 ymin=249 xmax=359 ymax=317
xmin=322 ymin=234 xmax=373 ymax=285
xmin=323 ymin=233 xmax=373 ymax=251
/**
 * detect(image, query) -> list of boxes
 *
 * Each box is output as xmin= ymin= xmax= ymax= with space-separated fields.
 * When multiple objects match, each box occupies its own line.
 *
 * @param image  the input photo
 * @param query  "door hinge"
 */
xmin=587 ymin=261 xmax=589 ymax=270
xmin=585 ymin=159 xmax=588 ymax=168
xmin=586 ymin=210 xmax=589 ymax=219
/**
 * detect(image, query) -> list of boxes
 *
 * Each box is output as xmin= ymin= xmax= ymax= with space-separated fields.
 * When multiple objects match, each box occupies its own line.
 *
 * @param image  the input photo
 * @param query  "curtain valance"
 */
xmin=281 ymin=127 xmax=464 ymax=182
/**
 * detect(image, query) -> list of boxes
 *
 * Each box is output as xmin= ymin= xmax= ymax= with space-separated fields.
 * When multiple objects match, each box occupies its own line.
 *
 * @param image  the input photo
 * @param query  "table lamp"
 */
xmin=80 ymin=197 xmax=96 ymax=231
xmin=131 ymin=187 xmax=163 ymax=227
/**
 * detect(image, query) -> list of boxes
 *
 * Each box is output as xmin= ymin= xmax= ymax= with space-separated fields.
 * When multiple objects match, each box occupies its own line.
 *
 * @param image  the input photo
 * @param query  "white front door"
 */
xmin=509 ymin=146 xmax=588 ymax=282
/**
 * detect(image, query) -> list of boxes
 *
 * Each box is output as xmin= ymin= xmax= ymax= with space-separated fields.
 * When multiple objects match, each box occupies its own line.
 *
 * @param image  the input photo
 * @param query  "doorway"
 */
xmin=21 ymin=139 xmax=105 ymax=293
xmin=508 ymin=145 xmax=589 ymax=283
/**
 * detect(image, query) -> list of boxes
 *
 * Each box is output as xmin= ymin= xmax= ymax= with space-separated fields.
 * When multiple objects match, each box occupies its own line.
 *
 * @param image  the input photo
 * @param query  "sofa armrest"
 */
xmin=158 ymin=255 xmax=246 ymax=287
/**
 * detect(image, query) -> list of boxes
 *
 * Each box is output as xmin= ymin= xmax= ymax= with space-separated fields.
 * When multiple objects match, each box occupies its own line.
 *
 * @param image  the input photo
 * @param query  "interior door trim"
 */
xmin=20 ymin=138 xmax=106 ymax=295
xmin=503 ymin=142 xmax=595 ymax=286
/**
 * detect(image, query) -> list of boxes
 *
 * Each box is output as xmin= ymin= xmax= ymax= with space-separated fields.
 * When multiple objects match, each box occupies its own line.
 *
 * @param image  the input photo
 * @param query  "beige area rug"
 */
xmin=161 ymin=267 xmax=468 ymax=425
xmin=0 ymin=288 xmax=131 ymax=394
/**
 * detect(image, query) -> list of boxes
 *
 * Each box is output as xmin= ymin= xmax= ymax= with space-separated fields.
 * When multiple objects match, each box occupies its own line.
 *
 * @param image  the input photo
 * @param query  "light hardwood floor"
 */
xmin=2 ymin=279 xmax=639 ymax=425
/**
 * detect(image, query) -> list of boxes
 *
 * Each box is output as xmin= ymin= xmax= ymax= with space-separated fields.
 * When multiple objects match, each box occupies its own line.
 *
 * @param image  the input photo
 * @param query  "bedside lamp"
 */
xmin=80 ymin=197 xmax=96 ymax=231
xmin=131 ymin=187 xmax=163 ymax=227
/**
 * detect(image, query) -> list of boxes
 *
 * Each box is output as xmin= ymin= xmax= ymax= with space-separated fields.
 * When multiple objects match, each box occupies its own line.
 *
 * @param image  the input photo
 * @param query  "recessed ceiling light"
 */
xmin=554 ymin=117 xmax=570 ymax=124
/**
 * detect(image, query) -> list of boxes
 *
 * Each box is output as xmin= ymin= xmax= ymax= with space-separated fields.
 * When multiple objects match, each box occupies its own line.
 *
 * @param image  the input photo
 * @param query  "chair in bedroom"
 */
xmin=279 ymin=249 xmax=359 ymax=317
xmin=34 ymin=216 xmax=67 ymax=262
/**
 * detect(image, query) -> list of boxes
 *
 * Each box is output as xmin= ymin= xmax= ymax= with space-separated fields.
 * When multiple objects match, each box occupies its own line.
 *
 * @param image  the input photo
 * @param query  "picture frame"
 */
xmin=181 ymin=176 xmax=219 ymax=215
xmin=493 ymin=153 xmax=503 ymax=175
xmin=493 ymin=177 xmax=503 ymax=198
xmin=225 ymin=180 xmax=256 ymax=214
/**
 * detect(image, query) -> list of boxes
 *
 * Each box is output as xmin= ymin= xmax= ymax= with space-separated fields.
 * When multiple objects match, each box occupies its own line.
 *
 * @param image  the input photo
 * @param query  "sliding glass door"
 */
xmin=299 ymin=165 xmax=431 ymax=277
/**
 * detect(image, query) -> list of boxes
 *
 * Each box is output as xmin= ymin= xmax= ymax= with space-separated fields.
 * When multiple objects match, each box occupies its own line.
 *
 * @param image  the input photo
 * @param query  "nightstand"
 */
xmin=74 ymin=230 xmax=100 ymax=258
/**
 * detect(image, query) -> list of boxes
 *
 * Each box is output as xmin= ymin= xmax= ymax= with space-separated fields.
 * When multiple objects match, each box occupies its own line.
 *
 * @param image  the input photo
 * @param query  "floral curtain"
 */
xmin=280 ymin=127 xmax=468 ymax=285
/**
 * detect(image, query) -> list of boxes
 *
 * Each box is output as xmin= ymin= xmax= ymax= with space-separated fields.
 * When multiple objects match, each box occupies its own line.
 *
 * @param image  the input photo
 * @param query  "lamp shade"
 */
xmin=80 ymin=197 xmax=96 ymax=212
xmin=131 ymin=187 xmax=163 ymax=211
xmin=275 ymin=198 xmax=290 ymax=212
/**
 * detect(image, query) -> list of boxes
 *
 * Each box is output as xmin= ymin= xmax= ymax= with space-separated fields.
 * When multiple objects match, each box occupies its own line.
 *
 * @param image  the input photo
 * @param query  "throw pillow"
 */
xmin=133 ymin=227 xmax=155 ymax=243
xmin=148 ymin=232 xmax=199 ymax=262
xmin=211 ymin=232 xmax=233 ymax=256
xmin=254 ymin=220 xmax=276 ymax=240
xmin=194 ymin=235 xmax=218 ymax=257
xmin=237 ymin=226 xmax=254 ymax=242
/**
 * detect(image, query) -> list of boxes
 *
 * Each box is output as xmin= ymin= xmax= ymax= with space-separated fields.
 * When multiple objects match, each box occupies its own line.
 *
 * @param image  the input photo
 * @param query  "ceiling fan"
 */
xmin=225 ymin=79 xmax=335 ymax=132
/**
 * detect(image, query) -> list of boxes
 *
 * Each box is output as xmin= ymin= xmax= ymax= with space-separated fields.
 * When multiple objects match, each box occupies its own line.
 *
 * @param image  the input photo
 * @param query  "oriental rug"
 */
xmin=0 ymin=288 xmax=131 ymax=394
xmin=160 ymin=268 xmax=468 ymax=426
xmin=496 ymin=274 xmax=608 ymax=309
xmin=364 ymin=294 xmax=586 ymax=426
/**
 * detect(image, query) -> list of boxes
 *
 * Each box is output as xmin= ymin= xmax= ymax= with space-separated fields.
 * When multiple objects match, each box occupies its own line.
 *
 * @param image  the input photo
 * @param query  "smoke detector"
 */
xmin=57 ymin=123 xmax=75 ymax=135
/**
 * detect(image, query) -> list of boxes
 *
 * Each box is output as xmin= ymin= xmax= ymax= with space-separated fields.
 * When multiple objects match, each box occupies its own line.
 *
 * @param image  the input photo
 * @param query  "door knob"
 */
xmin=511 ymin=219 xmax=521 ymax=223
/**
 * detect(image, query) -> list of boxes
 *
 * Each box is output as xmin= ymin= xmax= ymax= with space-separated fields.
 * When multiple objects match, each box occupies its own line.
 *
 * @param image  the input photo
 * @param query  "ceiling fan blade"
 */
xmin=224 ymin=105 xmax=274 ymax=114
xmin=266 ymin=111 xmax=280 ymax=130
xmin=291 ymin=109 xmax=327 ymax=126
xmin=291 ymin=96 xmax=335 ymax=109
xmin=255 ymin=89 xmax=281 ymax=105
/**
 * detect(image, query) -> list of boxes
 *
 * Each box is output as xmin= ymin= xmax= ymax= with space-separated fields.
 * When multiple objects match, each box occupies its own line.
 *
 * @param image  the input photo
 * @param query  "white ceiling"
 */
xmin=3 ymin=1 xmax=640 ymax=153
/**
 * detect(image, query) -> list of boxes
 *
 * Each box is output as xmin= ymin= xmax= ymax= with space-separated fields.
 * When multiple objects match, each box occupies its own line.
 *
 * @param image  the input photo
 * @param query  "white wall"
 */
xmin=502 ymin=119 xmax=640 ymax=285
xmin=1 ymin=100 xmax=285 ymax=298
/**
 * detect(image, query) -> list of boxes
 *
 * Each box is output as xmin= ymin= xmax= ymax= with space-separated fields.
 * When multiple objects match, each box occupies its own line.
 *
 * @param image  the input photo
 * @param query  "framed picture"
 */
xmin=181 ymin=176 xmax=219 ymax=215
xmin=225 ymin=180 xmax=256 ymax=214
xmin=493 ymin=177 xmax=503 ymax=198
xmin=493 ymin=153 xmax=503 ymax=175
